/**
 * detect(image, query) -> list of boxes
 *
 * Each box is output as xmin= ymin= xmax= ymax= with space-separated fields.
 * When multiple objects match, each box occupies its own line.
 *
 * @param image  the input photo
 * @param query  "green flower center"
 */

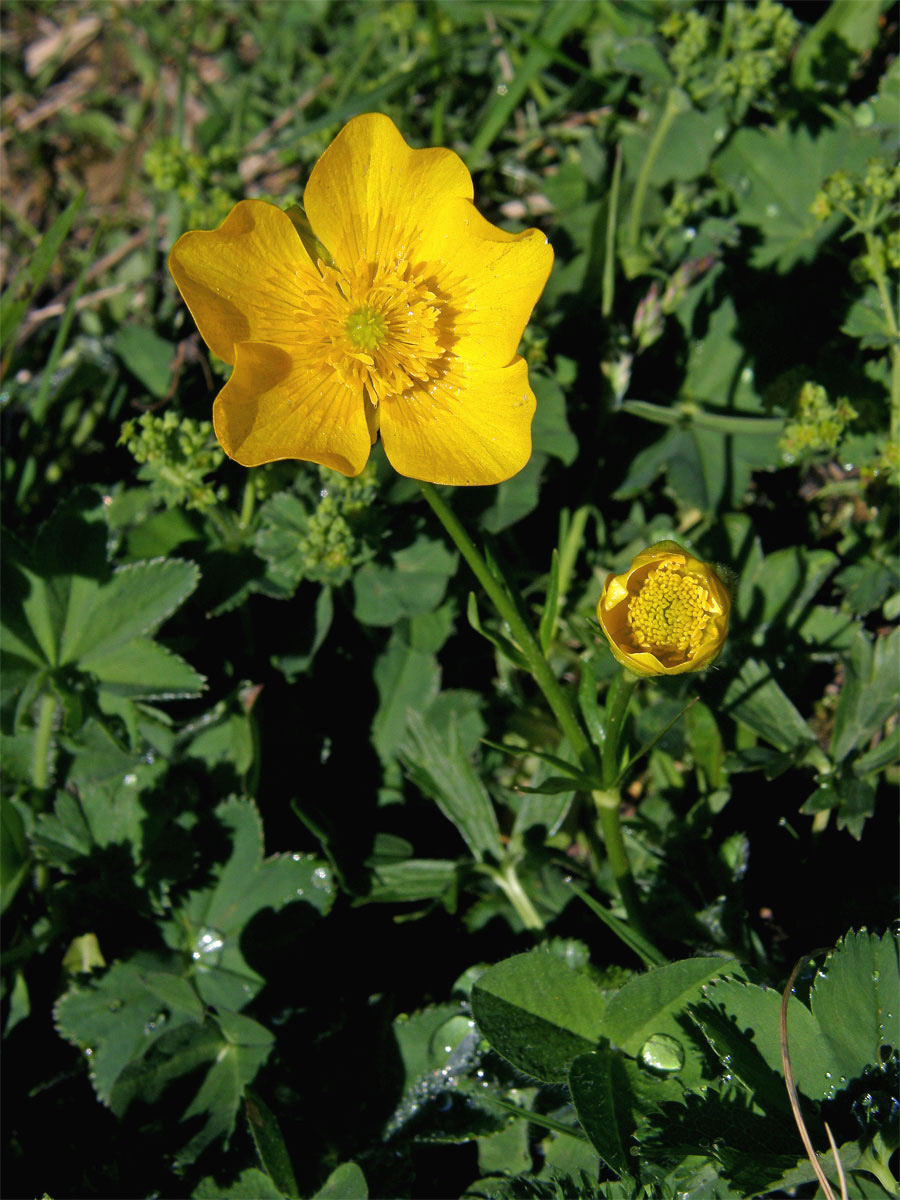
xmin=345 ymin=305 xmax=388 ymax=352
xmin=628 ymin=561 xmax=711 ymax=653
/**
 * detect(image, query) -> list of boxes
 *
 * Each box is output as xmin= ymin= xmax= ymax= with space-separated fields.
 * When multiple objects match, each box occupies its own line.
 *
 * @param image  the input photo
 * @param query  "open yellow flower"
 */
xmin=168 ymin=113 xmax=553 ymax=486
xmin=597 ymin=541 xmax=730 ymax=677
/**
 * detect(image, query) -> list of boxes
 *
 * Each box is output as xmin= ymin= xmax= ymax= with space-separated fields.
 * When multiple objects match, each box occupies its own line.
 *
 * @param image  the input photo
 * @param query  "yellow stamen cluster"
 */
xmin=292 ymin=257 xmax=457 ymax=407
xmin=627 ymin=560 xmax=713 ymax=655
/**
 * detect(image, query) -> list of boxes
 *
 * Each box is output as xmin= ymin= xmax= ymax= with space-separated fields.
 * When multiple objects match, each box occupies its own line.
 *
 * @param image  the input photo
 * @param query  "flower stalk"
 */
xmin=418 ymin=480 xmax=648 ymax=937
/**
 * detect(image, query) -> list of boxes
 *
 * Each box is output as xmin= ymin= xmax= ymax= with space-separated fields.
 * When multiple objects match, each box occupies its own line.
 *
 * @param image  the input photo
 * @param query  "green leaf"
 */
xmin=61 ymin=558 xmax=200 ymax=665
xmin=694 ymin=977 xmax=828 ymax=1103
xmin=83 ymin=637 xmax=205 ymax=700
xmin=831 ymin=630 xmax=900 ymax=761
xmin=366 ymin=857 xmax=458 ymax=904
xmin=466 ymin=1 xmax=589 ymax=165
xmin=539 ymin=550 xmax=561 ymax=655
xmin=176 ymin=798 xmax=334 ymax=1009
xmin=54 ymin=959 xmax=205 ymax=1108
xmin=0 ymin=795 xmax=30 ymax=912
xmin=481 ymin=454 xmax=547 ymax=534
xmin=194 ymin=1168 xmax=285 ymax=1199
xmin=471 ymin=950 xmax=607 ymax=1083
xmin=353 ymin=536 xmax=456 ymax=626
xmin=568 ymin=1048 xmax=639 ymax=1179
xmin=602 ymin=956 xmax=741 ymax=1088
xmin=842 ymin=285 xmax=896 ymax=349
xmin=835 ymin=558 xmax=900 ymax=615
xmin=700 ymin=932 xmax=899 ymax=1104
xmin=174 ymin=1010 xmax=275 ymax=1166
xmin=531 ymin=373 xmax=578 ymax=466
xmin=244 ymin=1089 xmax=299 ymax=1200
xmin=792 ymin=0 xmax=889 ymax=91
xmin=808 ymin=929 xmax=899 ymax=1091
xmin=622 ymin=102 xmax=726 ymax=186
xmin=0 ymin=191 xmax=85 ymax=353
xmin=466 ymin=593 xmax=528 ymax=670
xmin=113 ymin=325 xmax=176 ymax=398
xmin=568 ymin=881 xmax=666 ymax=969
xmin=371 ymin=622 xmax=442 ymax=763
xmin=401 ymin=711 xmax=502 ymax=864
xmin=312 ymin=1162 xmax=368 ymax=1200
xmin=714 ymin=124 xmax=876 ymax=271
xmin=722 ymin=659 xmax=815 ymax=752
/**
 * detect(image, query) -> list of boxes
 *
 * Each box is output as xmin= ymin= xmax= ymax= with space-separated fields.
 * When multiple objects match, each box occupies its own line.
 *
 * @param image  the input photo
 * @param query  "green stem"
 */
xmin=601 ymin=669 xmax=640 ymax=788
xmin=418 ymin=481 xmax=595 ymax=774
xmin=863 ymin=229 xmax=900 ymax=438
xmin=602 ymin=144 xmax=623 ymax=318
xmin=238 ymin=476 xmax=256 ymax=529
xmin=419 ymin=481 xmax=648 ymax=937
xmin=490 ymin=862 xmax=545 ymax=932
xmin=32 ymin=691 xmax=57 ymax=791
xmin=593 ymin=788 xmax=645 ymax=931
xmin=627 ymin=89 xmax=685 ymax=251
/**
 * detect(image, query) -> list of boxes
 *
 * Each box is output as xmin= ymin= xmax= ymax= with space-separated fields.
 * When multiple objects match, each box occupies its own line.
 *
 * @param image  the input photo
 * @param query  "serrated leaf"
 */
xmin=471 ymin=951 xmax=607 ymax=1083
xmin=193 ymin=1167 xmax=286 ymax=1199
xmin=401 ymin=711 xmax=502 ymax=864
xmin=61 ymin=558 xmax=200 ymax=665
xmin=714 ymin=124 xmax=875 ymax=271
xmin=809 ymin=929 xmax=899 ymax=1091
xmin=82 ymin=636 xmax=205 ymax=700
xmin=176 ymin=798 xmax=333 ymax=1009
xmin=831 ymin=630 xmax=899 ymax=761
xmin=54 ymin=960 xmax=205 ymax=1107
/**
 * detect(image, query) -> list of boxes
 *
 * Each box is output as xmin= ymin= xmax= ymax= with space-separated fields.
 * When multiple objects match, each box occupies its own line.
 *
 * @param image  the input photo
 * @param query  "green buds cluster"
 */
xmin=144 ymin=138 xmax=235 ymax=229
xmin=119 ymin=411 xmax=225 ymax=511
xmin=662 ymin=0 xmax=799 ymax=114
xmin=779 ymin=381 xmax=858 ymax=464
xmin=298 ymin=466 xmax=378 ymax=586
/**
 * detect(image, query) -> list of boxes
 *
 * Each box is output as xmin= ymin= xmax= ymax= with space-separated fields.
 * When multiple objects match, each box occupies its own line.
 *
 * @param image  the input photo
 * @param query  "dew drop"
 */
xmin=191 ymin=927 xmax=225 ymax=965
xmin=639 ymin=1033 xmax=685 ymax=1074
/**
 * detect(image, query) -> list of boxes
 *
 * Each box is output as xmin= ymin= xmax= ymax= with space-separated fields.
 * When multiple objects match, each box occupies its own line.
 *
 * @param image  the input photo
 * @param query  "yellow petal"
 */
xmin=379 ymin=358 xmax=535 ymax=486
xmin=212 ymin=342 xmax=372 ymax=475
xmin=414 ymin=198 xmax=553 ymax=369
xmin=169 ymin=200 xmax=315 ymax=365
xmin=303 ymin=113 xmax=474 ymax=270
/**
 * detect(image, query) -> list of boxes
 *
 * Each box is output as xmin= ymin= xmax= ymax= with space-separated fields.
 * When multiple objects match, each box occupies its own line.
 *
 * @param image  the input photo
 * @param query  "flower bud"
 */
xmin=597 ymin=541 xmax=730 ymax=676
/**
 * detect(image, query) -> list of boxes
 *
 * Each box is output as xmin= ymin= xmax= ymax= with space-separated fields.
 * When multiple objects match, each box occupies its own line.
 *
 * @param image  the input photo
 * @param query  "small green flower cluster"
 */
xmin=144 ymin=139 xmax=236 ymax=229
xmin=662 ymin=0 xmax=800 ymax=115
xmin=119 ymin=411 xmax=226 ymax=511
xmin=779 ymin=381 xmax=858 ymax=463
xmin=298 ymin=466 xmax=378 ymax=585
xmin=813 ymin=159 xmax=900 ymax=280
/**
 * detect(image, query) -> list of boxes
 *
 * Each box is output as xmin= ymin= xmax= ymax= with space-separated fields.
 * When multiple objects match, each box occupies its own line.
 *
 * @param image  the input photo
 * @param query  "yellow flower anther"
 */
xmin=167 ymin=113 xmax=553 ymax=485
xmin=597 ymin=541 xmax=730 ymax=677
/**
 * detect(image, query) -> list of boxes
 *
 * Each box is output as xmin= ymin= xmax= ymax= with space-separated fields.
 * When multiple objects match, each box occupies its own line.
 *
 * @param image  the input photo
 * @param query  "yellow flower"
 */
xmin=597 ymin=541 xmax=730 ymax=677
xmin=168 ymin=113 xmax=553 ymax=486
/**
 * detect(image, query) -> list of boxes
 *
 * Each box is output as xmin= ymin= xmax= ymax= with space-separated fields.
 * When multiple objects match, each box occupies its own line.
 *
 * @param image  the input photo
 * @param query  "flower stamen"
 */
xmin=627 ymin=560 xmax=715 ymax=655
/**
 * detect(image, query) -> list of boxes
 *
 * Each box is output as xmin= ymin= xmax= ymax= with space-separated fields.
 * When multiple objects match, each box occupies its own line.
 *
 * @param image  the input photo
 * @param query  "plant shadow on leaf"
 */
xmin=636 ymin=1088 xmax=804 ymax=1195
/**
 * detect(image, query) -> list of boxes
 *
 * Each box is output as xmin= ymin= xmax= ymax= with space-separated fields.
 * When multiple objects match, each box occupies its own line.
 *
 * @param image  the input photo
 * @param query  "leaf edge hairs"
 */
xmin=168 ymin=113 xmax=553 ymax=487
